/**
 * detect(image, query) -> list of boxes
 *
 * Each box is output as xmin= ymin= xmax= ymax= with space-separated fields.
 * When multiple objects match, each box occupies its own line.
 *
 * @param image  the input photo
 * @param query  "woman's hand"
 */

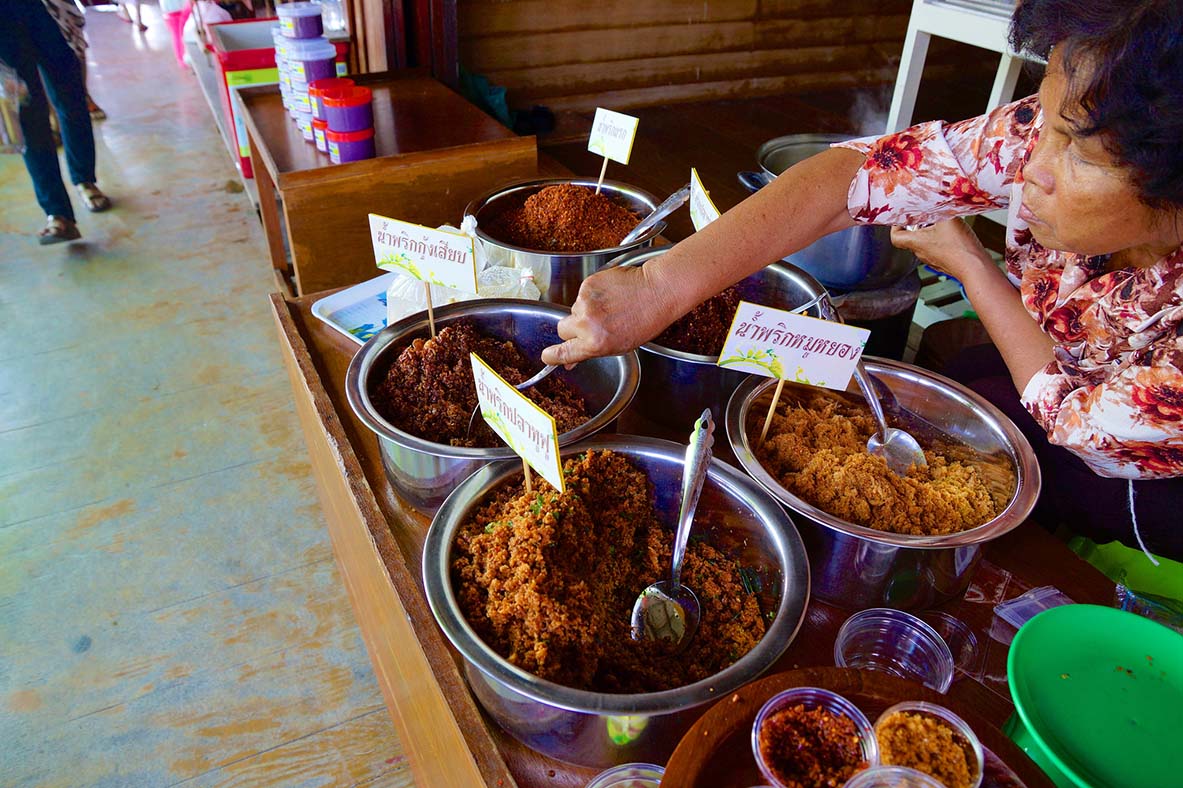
xmin=541 ymin=265 xmax=674 ymax=366
xmin=890 ymin=218 xmax=994 ymax=282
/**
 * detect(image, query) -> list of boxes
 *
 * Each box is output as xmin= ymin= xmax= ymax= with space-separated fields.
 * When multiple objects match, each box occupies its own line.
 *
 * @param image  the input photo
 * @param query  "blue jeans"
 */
xmin=0 ymin=0 xmax=96 ymax=223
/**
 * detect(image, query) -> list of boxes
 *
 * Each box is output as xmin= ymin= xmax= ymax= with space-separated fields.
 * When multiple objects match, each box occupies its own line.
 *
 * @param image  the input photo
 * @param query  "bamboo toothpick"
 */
xmin=424 ymin=281 xmax=436 ymax=338
xmin=523 ymin=460 xmax=533 ymax=496
xmin=594 ymin=156 xmax=609 ymax=195
xmin=757 ymin=378 xmax=786 ymax=449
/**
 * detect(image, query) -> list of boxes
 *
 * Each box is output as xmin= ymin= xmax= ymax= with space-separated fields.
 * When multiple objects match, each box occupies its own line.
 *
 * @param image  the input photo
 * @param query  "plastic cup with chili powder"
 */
xmin=873 ymin=701 xmax=984 ymax=788
xmin=843 ymin=765 xmax=945 ymax=788
xmin=751 ymin=687 xmax=877 ymax=788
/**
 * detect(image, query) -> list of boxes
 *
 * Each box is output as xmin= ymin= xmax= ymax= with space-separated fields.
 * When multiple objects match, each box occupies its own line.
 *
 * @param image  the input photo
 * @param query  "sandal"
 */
xmin=88 ymin=98 xmax=107 ymax=122
xmin=77 ymin=182 xmax=112 ymax=213
xmin=38 ymin=216 xmax=81 ymax=245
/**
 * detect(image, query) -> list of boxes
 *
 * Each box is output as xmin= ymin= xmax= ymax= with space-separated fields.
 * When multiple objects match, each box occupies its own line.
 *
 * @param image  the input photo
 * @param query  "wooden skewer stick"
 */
xmin=757 ymin=378 xmax=786 ymax=450
xmin=523 ymin=460 xmax=532 ymax=496
xmin=594 ymin=156 xmax=609 ymax=195
xmin=424 ymin=281 xmax=436 ymax=338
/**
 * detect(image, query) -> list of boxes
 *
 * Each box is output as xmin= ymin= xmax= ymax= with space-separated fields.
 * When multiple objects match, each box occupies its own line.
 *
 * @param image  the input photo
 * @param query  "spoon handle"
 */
xmin=619 ymin=184 xmax=691 ymax=246
xmin=515 ymin=364 xmax=556 ymax=391
xmin=671 ymin=408 xmax=715 ymax=589
xmin=852 ymin=361 xmax=890 ymax=441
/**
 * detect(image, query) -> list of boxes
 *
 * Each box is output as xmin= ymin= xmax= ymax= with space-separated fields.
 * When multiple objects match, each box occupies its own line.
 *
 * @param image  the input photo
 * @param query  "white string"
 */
xmin=1128 ymin=479 xmax=1161 ymax=567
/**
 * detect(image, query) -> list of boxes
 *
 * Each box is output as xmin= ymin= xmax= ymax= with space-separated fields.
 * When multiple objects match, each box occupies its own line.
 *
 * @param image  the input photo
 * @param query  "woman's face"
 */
xmin=1020 ymin=52 xmax=1181 ymax=262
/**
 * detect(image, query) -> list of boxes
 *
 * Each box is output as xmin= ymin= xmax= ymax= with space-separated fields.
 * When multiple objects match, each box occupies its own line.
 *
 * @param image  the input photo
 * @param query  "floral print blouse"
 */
xmin=837 ymin=96 xmax=1183 ymax=480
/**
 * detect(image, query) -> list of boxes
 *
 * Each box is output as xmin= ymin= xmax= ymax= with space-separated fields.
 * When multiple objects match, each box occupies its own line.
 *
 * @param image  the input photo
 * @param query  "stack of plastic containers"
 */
xmin=323 ymin=85 xmax=374 ymax=163
xmin=309 ymin=76 xmax=353 ymax=153
xmin=274 ymin=3 xmax=339 ymax=145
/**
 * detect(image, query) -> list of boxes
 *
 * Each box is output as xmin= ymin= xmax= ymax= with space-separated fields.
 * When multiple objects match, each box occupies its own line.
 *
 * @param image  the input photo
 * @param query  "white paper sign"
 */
xmin=369 ymin=214 xmax=478 ymax=293
xmin=588 ymin=108 xmax=639 ymax=165
xmin=717 ymin=301 xmax=870 ymax=390
xmin=470 ymin=353 xmax=565 ymax=493
xmin=690 ymin=167 xmax=721 ymax=231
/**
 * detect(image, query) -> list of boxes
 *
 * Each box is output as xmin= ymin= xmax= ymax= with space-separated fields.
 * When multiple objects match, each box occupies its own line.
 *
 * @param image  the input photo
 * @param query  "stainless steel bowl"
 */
xmin=422 ymin=436 xmax=810 ymax=767
xmin=346 ymin=299 xmax=640 ymax=514
xmin=464 ymin=178 xmax=662 ymax=306
xmin=613 ymin=246 xmax=828 ymax=429
xmin=725 ymin=359 xmax=1040 ymax=610
xmin=737 ymin=134 xmax=918 ymax=292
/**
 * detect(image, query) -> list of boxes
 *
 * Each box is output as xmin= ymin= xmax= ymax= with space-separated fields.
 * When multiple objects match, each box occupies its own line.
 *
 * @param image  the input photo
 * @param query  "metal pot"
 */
xmin=422 ymin=436 xmax=810 ymax=767
xmin=464 ymin=178 xmax=663 ymax=306
xmin=738 ymin=134 xmax=918 ymax=292
xmin=725 ymin=359 xmax=1041 ymax=610
xmin=613 ymin=247 xmax=829 ymax=429
xmin=346 ymin=299 xmax=640 ymax=514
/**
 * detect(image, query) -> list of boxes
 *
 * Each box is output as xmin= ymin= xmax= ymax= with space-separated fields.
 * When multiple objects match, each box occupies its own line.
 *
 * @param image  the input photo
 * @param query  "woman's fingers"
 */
xmin=541 ymin=266 xmax=667 ymax=365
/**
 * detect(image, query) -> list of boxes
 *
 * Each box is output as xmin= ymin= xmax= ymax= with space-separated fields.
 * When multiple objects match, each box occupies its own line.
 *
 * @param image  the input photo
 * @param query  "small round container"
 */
xmin=919 ymin=612 xmax=980 ymax=679
xmin=285 ymin=37 xmax=336 ymax=83
xmin=834 ymin=609 xmax=955 ymax=693
xmin=585 ymin=763 xmax=664 ymax=788
xmin=309 ymin=76 xmax=354 ymax=121
xmin=294 ymin=109 xmax=314 ymax=142
xmin=326 ymin=126 xmax=375 ymax=163
xmin=874 ymin=701 xmax=984 ymax=788
xmin=844 ymin=766 xmax=944 ymax=788
xmin=277 ymin=1 xmax=323 ymax=38
xmin=312 ymin=117 xmax=328 ymax=153
xmin=323 ymin=85 xmax=373 ymax=132
xmin=751 ymin=687 xmax=877 ymax=788
xmin=288 ymin=80 xmax=312 ymax=115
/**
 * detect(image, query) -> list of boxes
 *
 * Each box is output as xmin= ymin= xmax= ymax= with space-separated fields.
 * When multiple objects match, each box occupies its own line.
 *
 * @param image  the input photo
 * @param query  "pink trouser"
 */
xmin=163 ymin=5 xmax=193 ymax=68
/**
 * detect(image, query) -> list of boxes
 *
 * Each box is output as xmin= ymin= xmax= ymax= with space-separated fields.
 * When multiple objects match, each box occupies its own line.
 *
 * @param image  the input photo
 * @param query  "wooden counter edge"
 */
xmin=269 ymin=293 xmax=517 ymax=788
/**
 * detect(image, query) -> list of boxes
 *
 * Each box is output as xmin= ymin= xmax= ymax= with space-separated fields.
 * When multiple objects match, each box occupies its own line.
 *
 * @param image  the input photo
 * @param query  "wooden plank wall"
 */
xmin=458 ymin=0 xmax=926 ymax=112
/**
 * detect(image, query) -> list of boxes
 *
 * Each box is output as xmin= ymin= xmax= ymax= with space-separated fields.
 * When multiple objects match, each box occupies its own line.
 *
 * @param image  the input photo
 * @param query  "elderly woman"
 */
xmin=542 ymin=0 xmax=1183 ymax=562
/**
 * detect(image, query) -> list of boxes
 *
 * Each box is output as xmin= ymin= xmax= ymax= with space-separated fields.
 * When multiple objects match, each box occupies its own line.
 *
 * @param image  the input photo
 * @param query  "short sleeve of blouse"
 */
xmin=835 ymin=96 xmax=1039 ymax=228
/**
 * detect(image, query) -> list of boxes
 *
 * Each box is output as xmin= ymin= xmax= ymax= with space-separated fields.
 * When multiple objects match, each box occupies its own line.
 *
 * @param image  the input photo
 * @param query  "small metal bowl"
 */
xmin=613 ymin=247 xmax=828 ymax=429
xmin=464 ymin=178 xmax=662 ymax=306
xmin=346 ymin=299 xmax=640 ymax=514
xmin=422 ymin=436 xmax=811 ymax=768
xmin=725 ymin=360 xmax=1040 ymax=610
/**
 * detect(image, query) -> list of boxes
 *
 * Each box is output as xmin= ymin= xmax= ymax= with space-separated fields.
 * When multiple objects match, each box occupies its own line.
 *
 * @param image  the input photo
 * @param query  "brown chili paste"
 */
xmin=484 ymin=183 xmax=640 ymax=252
xmin=758 ymin=704 xmax=869 ymax=788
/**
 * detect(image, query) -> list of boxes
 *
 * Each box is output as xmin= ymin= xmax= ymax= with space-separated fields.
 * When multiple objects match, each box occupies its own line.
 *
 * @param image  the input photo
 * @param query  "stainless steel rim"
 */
xmin=756 ymin=133 xmax=852 ymax=178
xmin=345 ymin=299 xmax=641 ymax=460
xmin=463 ymin=177 xmax=664 ymax=254
xmin=724 ymin=359 xmax=1042 ymax=548
xmin=422 ymin=435 xmax=811 ymax=715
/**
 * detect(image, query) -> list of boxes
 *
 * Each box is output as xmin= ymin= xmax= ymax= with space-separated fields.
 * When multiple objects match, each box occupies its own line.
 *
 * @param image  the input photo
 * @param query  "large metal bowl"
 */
xmin=614 ymin=246 xmax=828 ymax=429
xmin=738 ymin=133 xmax=918 ymax=291
xmin=423 ymin=436 xmax=810 ymax=767
xmin=725 ymin=359 xmax=1041 ymax=610
xmin=346 ymin=299 xmax=640 ymax=514
xmin=464 ymin=178 xmax=663 ymax=306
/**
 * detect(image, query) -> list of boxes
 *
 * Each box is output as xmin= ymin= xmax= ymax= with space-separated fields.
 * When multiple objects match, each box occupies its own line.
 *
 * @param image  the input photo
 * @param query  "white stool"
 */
xmin=885 ymin=0 xmax=1022 ymax=134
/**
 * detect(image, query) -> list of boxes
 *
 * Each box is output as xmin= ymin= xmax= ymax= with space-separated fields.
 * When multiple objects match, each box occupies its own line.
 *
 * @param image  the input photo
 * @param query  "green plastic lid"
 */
xmin=1007 ymin=604 xmax=1183 ymax=788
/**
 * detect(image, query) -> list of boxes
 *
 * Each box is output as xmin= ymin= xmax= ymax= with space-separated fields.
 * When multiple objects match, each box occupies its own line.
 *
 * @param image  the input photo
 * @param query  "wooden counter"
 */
xmin=271 ymin=290 xmax=1114 ymax=788
xmin=241 ymin=72 xmax=537 ymax=297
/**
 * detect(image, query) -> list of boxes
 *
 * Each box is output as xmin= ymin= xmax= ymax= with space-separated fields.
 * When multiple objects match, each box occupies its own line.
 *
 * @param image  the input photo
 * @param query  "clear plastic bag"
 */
xmin=385 ymin=220 xmax=543 ymax=325
xmin=0 ymin=63 xmax=26 ymax=156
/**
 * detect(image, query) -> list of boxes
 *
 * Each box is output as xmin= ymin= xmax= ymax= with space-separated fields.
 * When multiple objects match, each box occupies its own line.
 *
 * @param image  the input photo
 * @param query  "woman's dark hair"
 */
xmin=1011 ymin=0 xmax=1183 ymax=210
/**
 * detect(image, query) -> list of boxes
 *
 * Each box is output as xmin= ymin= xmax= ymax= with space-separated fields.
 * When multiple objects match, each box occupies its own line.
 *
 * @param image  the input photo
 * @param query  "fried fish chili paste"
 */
xmin=876 ymin=711 xmax=975 ymax=788
xmin=452 ymin=450 xmax=766 ymax=693
xmin=758 ymin=704 xmax=869 ymax=788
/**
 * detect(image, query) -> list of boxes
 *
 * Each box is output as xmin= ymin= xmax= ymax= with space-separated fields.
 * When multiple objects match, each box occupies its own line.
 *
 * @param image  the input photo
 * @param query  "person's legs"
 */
xmin=0 ymin=10 xmax=76 ymax=225
xmin=27 ymin=7 xmax=95 ymax=189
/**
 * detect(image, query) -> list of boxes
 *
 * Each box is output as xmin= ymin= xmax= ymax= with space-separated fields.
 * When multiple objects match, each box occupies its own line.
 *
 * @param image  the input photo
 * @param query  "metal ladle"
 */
xmin=619 ymin=183 xmax=691 ymax=246
xmin=464 ymin=364 xmax=557 ymax=440
xmin=630 ymin=408 xmax=714 ymax=649
xmin=814 ymin=289 xmax=927 ymax=476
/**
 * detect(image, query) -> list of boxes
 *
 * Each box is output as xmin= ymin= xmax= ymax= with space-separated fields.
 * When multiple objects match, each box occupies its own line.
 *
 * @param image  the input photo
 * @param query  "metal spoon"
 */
xmin=630 ymin=408 xmax=714 ymax=649
xmin=465 ymin=364 xmax=557 ymax=440
xmin=852 ymin=361 xmax=927 ymax=475
xmin=619 ymin=184 xmax=691 ymax=246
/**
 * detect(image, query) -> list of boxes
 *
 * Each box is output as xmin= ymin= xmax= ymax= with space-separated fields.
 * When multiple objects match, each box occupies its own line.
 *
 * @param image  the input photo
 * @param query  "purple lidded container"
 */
xmin=277 ymin=2 xmax=323 ymax=39
xmin=309 ymin=77 xmax=355 ymax=122
xmin=286 ymin=37 xmax=336 ymax=85
xmin=326 ymin=127 xmax=375 ymax=164
xmin=323 ymin=86 xmax=373 ymax=133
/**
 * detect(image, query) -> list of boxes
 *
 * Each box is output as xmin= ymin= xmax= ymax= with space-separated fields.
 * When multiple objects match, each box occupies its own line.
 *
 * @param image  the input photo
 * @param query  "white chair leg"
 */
xmin=986 ymin=52 xmax=1024 ymax=111
xmin=886 ymin=28 xmax=933 ymax=134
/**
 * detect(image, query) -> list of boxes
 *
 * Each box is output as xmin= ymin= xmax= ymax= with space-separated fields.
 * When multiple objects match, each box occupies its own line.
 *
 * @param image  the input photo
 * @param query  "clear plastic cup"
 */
xmin=873 ymin=701 xmax=984 ymax=788
xmin=751 ymin=687 xmax=878 ymax=788
xmin=833 ymin=608 xmax=955 ymax=693
xmin=585 ymin=763 xmax=664 ymax=788
xmin=919 ymin=611 xmax=980 ymax=679
xmin=844 ymin=765 xmax=945 ymax=787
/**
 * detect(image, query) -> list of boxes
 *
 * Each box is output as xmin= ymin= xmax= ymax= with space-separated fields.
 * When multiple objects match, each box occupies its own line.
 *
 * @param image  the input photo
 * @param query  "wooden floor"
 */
xmin=0 ymin=8 xmax=411 ymax=787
